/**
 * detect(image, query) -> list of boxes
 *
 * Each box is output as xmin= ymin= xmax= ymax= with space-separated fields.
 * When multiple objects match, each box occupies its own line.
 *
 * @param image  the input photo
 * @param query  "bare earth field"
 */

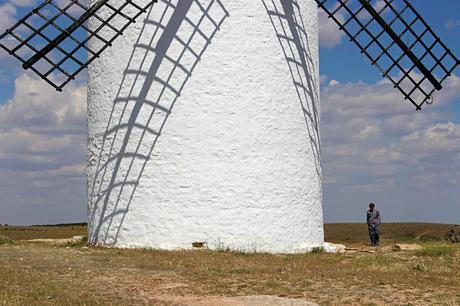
xmin=0 ymin=223 xmax=459 ymax=305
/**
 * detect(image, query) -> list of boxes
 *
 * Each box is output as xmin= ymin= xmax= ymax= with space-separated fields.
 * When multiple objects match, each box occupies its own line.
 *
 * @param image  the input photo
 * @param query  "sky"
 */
xmin=0 ymin=0 xmax=459 ymax=225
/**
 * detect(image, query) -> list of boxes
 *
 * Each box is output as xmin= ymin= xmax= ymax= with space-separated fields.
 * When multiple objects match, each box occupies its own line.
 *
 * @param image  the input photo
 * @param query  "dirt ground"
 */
xmin=0 ymin=223 xmax=459 ymax=305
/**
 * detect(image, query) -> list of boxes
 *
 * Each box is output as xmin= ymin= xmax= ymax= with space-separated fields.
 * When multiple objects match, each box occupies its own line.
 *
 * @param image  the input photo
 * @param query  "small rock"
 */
xmin=192 ymin=241 xmax=207 ymax=248
xmin=394 ymin=243 xmax=422 ymax=251
xmin=323 ymin=242 xmax=346 ymax=253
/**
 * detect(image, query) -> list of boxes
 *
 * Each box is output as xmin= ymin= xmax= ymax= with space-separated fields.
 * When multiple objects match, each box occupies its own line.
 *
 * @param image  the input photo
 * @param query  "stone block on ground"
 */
xmin=394 ymin=244 xmax=422 ymax=251
xmin=324 ymin=242 xmax=346 ymax=253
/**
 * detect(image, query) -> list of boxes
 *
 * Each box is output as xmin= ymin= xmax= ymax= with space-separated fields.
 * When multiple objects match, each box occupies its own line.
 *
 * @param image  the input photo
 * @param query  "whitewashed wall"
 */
xmin=87 ymin=0 xmax=323 ymax=253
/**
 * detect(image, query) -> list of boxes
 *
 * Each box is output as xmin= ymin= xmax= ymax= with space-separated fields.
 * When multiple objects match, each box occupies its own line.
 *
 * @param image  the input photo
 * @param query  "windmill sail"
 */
xmin=316 ymin=0 xmax=460 ymax=109
xmin=0 ymin=0 xmax=158 ymax=91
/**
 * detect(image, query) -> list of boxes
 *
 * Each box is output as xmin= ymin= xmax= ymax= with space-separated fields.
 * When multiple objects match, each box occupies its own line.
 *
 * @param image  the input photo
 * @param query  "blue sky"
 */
xmin=0 ymin=0 xmax=459 ymax=225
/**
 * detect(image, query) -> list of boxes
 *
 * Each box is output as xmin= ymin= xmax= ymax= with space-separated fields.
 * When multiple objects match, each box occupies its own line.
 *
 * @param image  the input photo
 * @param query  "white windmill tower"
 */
xmin=85 ymin=0 xmax=324 ymax=252
xmin=1 ymin=0 xmax=458 ymax=252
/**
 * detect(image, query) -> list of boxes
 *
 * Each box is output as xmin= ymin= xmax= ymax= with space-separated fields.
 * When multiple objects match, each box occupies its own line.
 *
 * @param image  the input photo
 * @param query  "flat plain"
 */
xmin=0 ymin=223 xmax=459 ymax=305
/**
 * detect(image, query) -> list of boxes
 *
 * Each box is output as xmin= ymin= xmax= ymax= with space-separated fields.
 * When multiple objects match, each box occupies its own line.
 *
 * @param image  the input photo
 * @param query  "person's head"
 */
xmin=369 ymin=203 xmax=375 ymax=211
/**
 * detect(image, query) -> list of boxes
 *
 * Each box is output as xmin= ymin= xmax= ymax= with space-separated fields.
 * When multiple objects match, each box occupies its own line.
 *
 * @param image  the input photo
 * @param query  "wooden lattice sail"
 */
xmin=315 ymin=0 xmax=460 ymax=109
xmin=0 ymin=0 xmax=158 ymax=91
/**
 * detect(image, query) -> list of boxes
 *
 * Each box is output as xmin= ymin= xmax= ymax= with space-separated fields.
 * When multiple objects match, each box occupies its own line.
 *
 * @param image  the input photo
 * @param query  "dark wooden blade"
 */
xmin=0 ymin=0 xmax=158 ymax=91
xmin=316 ymin=0 xmax=460 ymax=109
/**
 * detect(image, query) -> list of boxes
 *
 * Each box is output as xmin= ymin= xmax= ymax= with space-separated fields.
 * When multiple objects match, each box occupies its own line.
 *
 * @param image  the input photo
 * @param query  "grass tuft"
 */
xmin=0 ymin=235 xmax=14 ymax=245
xmin=311 ymin=247 xmax=324 ymax=253
xmin=413 ymin=263 xmax=428 ymax=272
xmin=415 ymin=243 xmax=457 ymax=257
xmin=63 ymin=235 xmax=88 ymax=247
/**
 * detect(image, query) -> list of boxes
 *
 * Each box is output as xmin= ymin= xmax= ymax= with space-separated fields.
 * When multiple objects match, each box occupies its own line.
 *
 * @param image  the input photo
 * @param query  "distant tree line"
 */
xmin=29 ymin=222 xmax=87 ymax=227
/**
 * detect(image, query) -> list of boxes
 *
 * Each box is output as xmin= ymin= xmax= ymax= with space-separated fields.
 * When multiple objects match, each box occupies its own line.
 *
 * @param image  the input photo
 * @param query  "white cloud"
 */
xmin=445 ymin=19 xmax=460 ymax=30
xmin=321 ymin=74 xmax=460 ymax=193
xmin=0 ymin=3 xmax=17 ymax=30
xmin=318 ymin=9 xmax=345 ymax=48
xmin=0 ymin=0 xmax=36 ymax=32
xmin=0 ymin=74 xmax=86 ymax=132
xmin=356 ymin=123 xmax=382 ymax=141
xmin=319 ymin=74 xmax=329 ymax=86
xmin=10 ymin=0 xmax=35 ymax=7
xmin=56 ymin=0 xmax=88 ymax=16
xmin=399 ymin=122 xmax=460 ymax=155
xmin=0 ymin=73 xmax=87 ymax=224
xmin=373 ymin=0 xmax=387 ymax=12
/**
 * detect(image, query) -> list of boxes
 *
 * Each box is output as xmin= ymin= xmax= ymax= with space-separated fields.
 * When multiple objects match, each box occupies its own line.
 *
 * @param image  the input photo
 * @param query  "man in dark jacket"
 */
xmin=367 ymin=203 xmax=381 ymax=246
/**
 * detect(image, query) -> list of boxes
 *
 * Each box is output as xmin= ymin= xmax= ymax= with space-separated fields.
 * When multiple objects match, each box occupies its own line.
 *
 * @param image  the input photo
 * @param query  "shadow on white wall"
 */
xmin=88 ymin=0 xmax=229 ymax=245
xmin=262 ymin=0 xmax=321 ymax=178
xmin=88 ymin=0 xmax=320 ymax=246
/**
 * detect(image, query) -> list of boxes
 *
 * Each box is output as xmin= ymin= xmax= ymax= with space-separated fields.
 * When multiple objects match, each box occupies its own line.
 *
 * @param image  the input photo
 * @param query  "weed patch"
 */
xmin=0 ymin=235 xmax=13 ymax=245
xmin=413 ymin=263 xmax=428 ymax=272
xmin=311 ymin=247 xmax=324 ymax=253
xmin=62 ymin=235 xmax=88 ymax=247
xmin=415 ymin=244 xmax=457 ymax=257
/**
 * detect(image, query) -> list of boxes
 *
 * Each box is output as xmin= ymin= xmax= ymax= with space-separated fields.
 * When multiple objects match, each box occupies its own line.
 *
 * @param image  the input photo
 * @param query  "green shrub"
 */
xmin=311 ymin=247 xmax=324 ymax=254
xmin=0 ymin=235 xmax=14 ymax=245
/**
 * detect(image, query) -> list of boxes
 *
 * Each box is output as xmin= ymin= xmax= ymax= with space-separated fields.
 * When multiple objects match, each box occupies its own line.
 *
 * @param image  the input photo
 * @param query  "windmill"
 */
xmin=0 ymin=0 xmax=458 ymax=252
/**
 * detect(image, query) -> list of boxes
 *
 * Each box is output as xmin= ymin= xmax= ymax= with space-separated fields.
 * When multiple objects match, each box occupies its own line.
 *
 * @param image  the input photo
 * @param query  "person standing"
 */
xmin=367 ymin=203 xmax=381 ymax=246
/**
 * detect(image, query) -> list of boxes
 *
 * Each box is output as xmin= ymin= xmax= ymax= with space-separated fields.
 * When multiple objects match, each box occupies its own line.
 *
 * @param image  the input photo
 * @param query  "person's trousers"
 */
xmin=368 ymin=224 xmax=380 ymax=246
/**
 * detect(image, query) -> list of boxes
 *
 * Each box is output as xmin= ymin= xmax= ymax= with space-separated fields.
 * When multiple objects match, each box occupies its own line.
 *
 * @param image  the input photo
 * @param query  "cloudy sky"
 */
xmin=0 ymin=0 xmax=459 ymax=225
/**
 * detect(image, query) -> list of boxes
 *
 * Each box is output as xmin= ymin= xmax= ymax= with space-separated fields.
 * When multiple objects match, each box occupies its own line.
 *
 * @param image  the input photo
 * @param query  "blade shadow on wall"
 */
xmin=88 ymin=0 xmax=228 ymax=245
xmin=262 ymin=0 xmax=322 ymax=179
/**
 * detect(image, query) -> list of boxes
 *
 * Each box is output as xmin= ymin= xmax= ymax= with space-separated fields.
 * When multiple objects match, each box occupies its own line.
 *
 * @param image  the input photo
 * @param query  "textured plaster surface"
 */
xmin=87 ymin=0 xmax=324 ymax=252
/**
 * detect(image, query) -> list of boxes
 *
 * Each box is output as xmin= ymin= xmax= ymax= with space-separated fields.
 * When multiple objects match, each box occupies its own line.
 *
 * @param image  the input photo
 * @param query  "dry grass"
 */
xmin=415 ymin=243 xmax=457 ymax=257
xmin=0 ymin=223 xmax=459 ymax=305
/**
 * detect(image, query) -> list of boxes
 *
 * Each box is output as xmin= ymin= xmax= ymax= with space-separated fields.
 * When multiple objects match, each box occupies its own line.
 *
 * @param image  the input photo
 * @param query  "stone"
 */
xmin=394 ymin=244 xmax=422 ymax=251
xmin=323 ymin=242 xmax=346 ymax=253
